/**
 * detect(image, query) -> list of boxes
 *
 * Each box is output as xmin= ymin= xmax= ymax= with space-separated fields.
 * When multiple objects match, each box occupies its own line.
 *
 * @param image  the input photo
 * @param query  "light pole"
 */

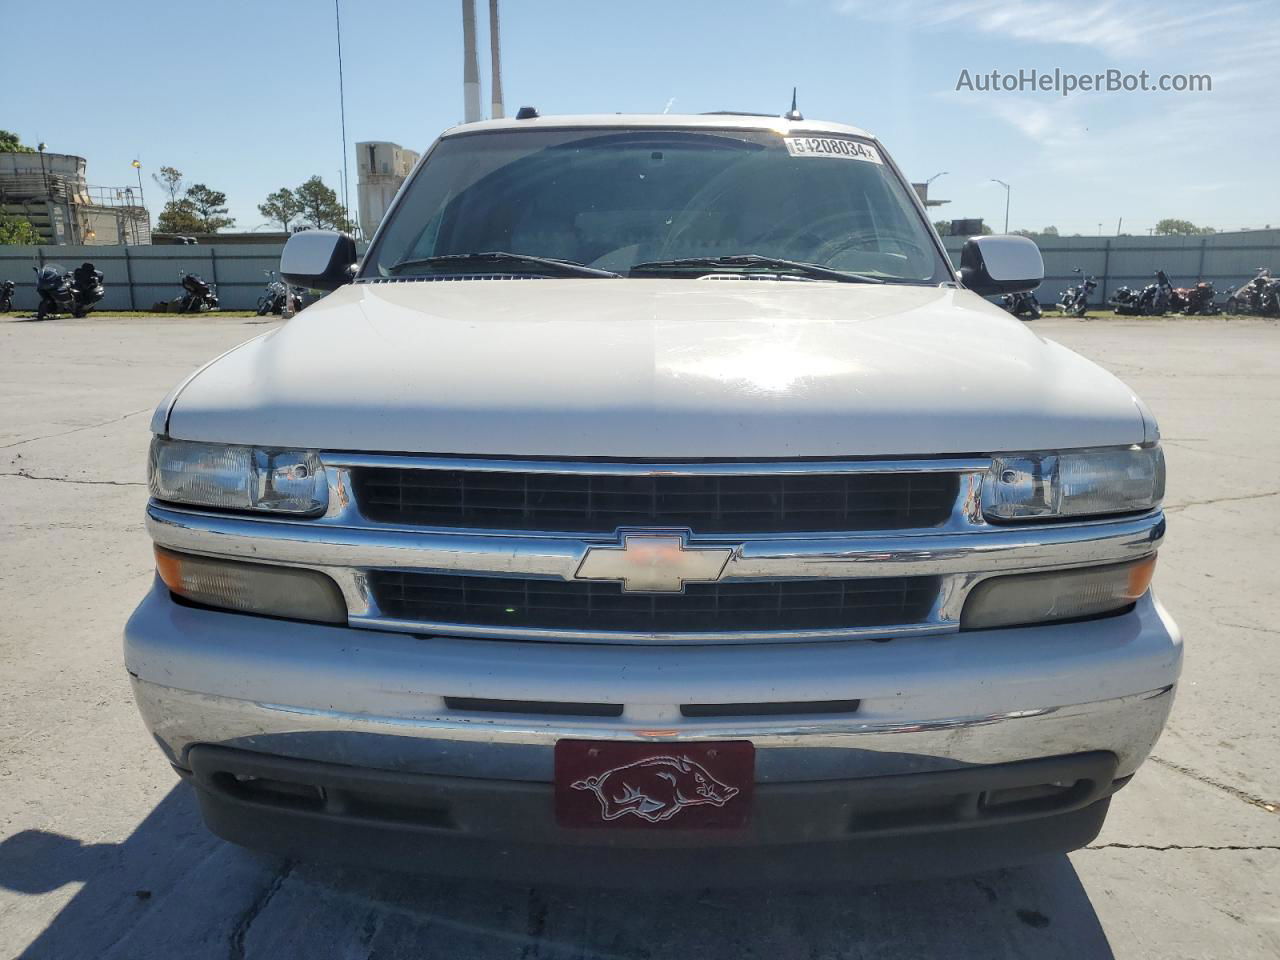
xmin=37 ymin=142 xmax=49 ymax=198
xmin=131 ymin=159 xmax=146 ymax=214
xmin=990 ymin=178 xmax=1010 ymax=233
xmin=131 ymin=159 xmax=147 ymax=242
xmin=926 ymin=171 xmax=948 ymax=186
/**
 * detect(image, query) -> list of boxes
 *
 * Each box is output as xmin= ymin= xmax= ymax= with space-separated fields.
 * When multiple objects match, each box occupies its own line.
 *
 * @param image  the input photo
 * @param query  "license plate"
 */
xmin=555 ymin=740 xmax=754 ymax=829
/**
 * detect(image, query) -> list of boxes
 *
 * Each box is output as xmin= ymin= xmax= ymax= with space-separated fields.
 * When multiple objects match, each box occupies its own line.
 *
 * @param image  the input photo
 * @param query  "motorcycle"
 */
xmin=33 ymin=261 xmax=105 ymax=319
xmin=72 ymin=262 xmax=105 ymax=315
xmin=0 ymin=279 xmax=14 ymax=311
xmin=999 ymin=290 xmax=1041 ymax=320
xmin=1225 ymin=268 xmax=1280 ymax=316
xmin=177 ymin=271 xmax=219 ymax=312
xmin=34 ymin=265 xmax=73 ymax=319
xmin=1056 ymin=267 xmax=1096 ymax=317
xmin=1109 ymin=284 xmax=1143 ymax=315
xmin=1135 ymin=270 xmax=1174 ymax=316
xmin=1172 ymin=279 xmax=1217 ymax=315
xmin=255 ymin=270 xmax=305 ymax=316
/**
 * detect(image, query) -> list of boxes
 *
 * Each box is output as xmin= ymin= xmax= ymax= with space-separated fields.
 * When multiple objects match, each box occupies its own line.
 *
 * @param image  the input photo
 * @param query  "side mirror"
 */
xmin=280 ymin=230 xmax=357 ymax=291
xmin=959 ymin=235 xmax=1043 ymax=296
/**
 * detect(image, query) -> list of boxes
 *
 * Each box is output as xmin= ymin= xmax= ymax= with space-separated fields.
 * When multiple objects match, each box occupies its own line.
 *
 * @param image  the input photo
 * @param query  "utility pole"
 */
xmin=335 ymin=0 xmax=351 ymax=232
xmin=990 ymin=178 xmax=1010 ymax=233
xmin=488 ymin=0 xmax=504 ymax=119
xmin=462 ymin=0 xmax=482 ymax=123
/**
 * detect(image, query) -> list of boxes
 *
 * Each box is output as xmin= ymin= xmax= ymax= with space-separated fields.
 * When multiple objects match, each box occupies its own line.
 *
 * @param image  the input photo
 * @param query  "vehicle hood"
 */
xmin=160 ymin=280 xmax=1151 ymax=457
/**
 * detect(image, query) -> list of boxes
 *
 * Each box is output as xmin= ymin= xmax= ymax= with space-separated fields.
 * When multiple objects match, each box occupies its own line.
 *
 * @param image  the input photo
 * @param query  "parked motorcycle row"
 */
xmin=1 ymin=263 xmax=218 ymax=318
xmin=33 ymin=262 xmax=105 ymax=320
xmin=1002 ymin=265 xmax=1280 ymax=319
xmin=1109 ymin=269 xmax=1219 ymax=317
xmin=2 ymin=265 xmax=309 ymax=317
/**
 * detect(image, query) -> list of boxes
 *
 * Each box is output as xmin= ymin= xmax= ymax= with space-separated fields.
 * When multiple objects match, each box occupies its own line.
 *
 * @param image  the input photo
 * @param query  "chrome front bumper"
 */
xmin=126 ymin=582 xmax=1182 ymax=784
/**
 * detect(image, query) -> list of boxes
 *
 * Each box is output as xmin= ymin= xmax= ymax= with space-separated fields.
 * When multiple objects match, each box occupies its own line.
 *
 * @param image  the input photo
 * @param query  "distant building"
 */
xmin=0 ymin=150 xmax=150 ymax=245
xmin=356 ymin=141 xmax=420 ymax=240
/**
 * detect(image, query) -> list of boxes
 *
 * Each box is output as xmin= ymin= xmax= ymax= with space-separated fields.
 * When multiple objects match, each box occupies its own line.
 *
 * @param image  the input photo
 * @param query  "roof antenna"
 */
xmin=784 ymin=87 xmax=803 ymax=122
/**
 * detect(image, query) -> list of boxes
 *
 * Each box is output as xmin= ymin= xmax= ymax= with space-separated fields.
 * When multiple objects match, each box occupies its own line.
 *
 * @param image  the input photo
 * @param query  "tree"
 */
xmin=1041 ymin=226 xmax=1059 ymax=236
xmin=185 ymin=183 xmax=235 ymax=232
xmin=153 ymin=166 xmax=185 ymax=204
xmin=156 ymin=198 xmax=203 ymax=234
xmin=0 ymin=130 xmax=35 ymax=153
xmin=0 ymin=213 xmax=40 ymax=244
xmin=1154 ymin=218 xmax=1215 ymax=236
xmin=258 ymin=188 xmax=301 ymax=232
xmin=932 ymin=219 xmax=950 ymax=237
xmin=294 ymin=175 xmax=353 ymax=231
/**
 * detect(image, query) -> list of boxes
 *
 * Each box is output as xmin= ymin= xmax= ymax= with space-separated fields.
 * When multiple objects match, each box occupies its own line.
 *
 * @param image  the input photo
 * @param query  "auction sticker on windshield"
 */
xmin=783 ymin=137 xmax=882 ymax=163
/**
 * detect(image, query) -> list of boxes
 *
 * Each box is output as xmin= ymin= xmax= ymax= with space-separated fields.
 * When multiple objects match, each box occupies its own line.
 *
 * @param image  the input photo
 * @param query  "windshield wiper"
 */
xmin=629 ymin=255 xmax=883 ymax=284
xmin=387 ymin=251 xmax=620 ymax=279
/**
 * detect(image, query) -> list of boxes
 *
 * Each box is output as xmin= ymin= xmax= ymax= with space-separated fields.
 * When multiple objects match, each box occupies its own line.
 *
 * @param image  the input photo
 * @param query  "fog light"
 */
xmin=155 ymin=547 xmax=347 ymax=624
xmin=960 ymin=555 xmax=1156 ymax=630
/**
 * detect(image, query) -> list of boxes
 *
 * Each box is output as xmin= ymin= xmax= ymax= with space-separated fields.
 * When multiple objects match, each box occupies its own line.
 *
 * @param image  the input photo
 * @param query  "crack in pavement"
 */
xmin=1149 ymin=756 xmax=1278 ymax=813
xmin=1219 ymin=621 xmax=1280 ymax=636
xmin=1164 ymin=489 xmax=1280 ymax=513
xmin=0 ymin=407 xmax=152 ymax=449
xmin=229 ymin=861 xmax=295 ymax=960
xmin=1085 ymin=843 xmax=1280 ymax=851
xmin=0 ymin=470 xmax=146 ymax=487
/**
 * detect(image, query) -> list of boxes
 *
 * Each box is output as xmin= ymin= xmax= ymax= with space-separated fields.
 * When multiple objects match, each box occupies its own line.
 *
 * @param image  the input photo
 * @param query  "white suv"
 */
xmin=125 ymin=113 xmax=1179 ymax=885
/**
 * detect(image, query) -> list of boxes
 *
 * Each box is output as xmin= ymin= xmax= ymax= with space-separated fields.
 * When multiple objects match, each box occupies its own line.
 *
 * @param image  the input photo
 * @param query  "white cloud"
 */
xmin=835 ymin=0 xmax=1262 ymax=60
xmin=836 ymin=0 xmax=1276 ymax=230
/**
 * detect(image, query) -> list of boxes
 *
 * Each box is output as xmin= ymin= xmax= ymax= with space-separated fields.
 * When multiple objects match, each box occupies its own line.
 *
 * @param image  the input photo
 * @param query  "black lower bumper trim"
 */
xmin=187 ymin=745 xmax=1119 ymax=886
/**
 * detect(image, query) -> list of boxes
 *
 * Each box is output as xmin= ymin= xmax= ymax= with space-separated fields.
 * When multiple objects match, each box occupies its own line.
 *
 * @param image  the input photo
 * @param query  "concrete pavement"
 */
xmin=0 ymin=314 xmax=1276 ymax=959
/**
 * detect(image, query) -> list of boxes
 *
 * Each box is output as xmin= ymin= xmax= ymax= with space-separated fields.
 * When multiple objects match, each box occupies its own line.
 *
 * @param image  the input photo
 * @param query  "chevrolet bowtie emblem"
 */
xmin=575 ymin=533 xmax=734 ymax=593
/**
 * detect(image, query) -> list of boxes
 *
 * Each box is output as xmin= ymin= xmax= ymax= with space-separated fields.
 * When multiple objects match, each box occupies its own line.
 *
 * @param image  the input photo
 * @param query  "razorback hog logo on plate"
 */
xmin=571 ymin=754 xmax=740 ymax=822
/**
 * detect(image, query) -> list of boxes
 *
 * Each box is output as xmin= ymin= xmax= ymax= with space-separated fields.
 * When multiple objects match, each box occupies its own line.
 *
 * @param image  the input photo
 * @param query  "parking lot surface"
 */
xmin=1 ymin=314 xmax=1277 ymax=959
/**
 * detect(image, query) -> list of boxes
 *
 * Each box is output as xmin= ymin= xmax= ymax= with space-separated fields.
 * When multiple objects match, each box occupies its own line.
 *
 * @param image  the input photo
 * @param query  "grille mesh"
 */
xmin=351 ymin=468 xmax=958 ymax=533
xmin=368 ymin=571 xmax=940 ymax=633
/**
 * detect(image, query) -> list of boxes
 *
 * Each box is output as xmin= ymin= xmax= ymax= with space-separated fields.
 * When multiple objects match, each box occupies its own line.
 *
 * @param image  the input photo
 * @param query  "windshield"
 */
xmin=363 ymin=127 xmax=951 ymax=284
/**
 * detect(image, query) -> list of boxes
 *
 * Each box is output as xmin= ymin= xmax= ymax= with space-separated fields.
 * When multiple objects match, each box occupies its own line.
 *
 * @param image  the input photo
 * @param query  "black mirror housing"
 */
xmin=280 ymin=231 xmax=358 ymax=291
xmin=960 ymin=235 xmax=1044 ymax=296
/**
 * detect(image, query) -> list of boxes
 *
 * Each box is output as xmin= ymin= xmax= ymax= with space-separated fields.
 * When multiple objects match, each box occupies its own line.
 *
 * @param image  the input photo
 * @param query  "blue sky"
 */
xmin=5 ymin=0 xmax=1274 ymax=235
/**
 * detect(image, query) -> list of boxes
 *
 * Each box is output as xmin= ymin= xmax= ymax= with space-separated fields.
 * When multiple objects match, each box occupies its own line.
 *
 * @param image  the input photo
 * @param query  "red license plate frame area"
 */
xmin=555 ymin=740 xmax=755 ymax=829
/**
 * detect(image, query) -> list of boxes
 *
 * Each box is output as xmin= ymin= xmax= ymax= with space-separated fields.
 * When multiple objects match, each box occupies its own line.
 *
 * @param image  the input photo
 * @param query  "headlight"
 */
xmin=148 ymin=437 xmax=328 ymax=515
xmin=983 ymin=445 xmax=1164 ymax=522
xmin=961 ymin=555 xmax=1156 ymax=630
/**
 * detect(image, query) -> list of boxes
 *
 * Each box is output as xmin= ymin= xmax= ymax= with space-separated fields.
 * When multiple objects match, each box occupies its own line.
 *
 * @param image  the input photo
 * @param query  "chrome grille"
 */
xmin=148 ymin=449 xmax=1165 ymax=645
xmin=350 ymin=467 xmax=959 ymax=533
xmin=368 ymin=570 xmax=941 ymax=633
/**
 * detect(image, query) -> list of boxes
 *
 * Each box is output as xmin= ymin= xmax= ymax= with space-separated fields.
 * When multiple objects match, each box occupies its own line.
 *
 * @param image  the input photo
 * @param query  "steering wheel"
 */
xmin=802 ymin=216 xmax=931 ymax=266
xmin=743 ymin=212 xmax=927 ymax=267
